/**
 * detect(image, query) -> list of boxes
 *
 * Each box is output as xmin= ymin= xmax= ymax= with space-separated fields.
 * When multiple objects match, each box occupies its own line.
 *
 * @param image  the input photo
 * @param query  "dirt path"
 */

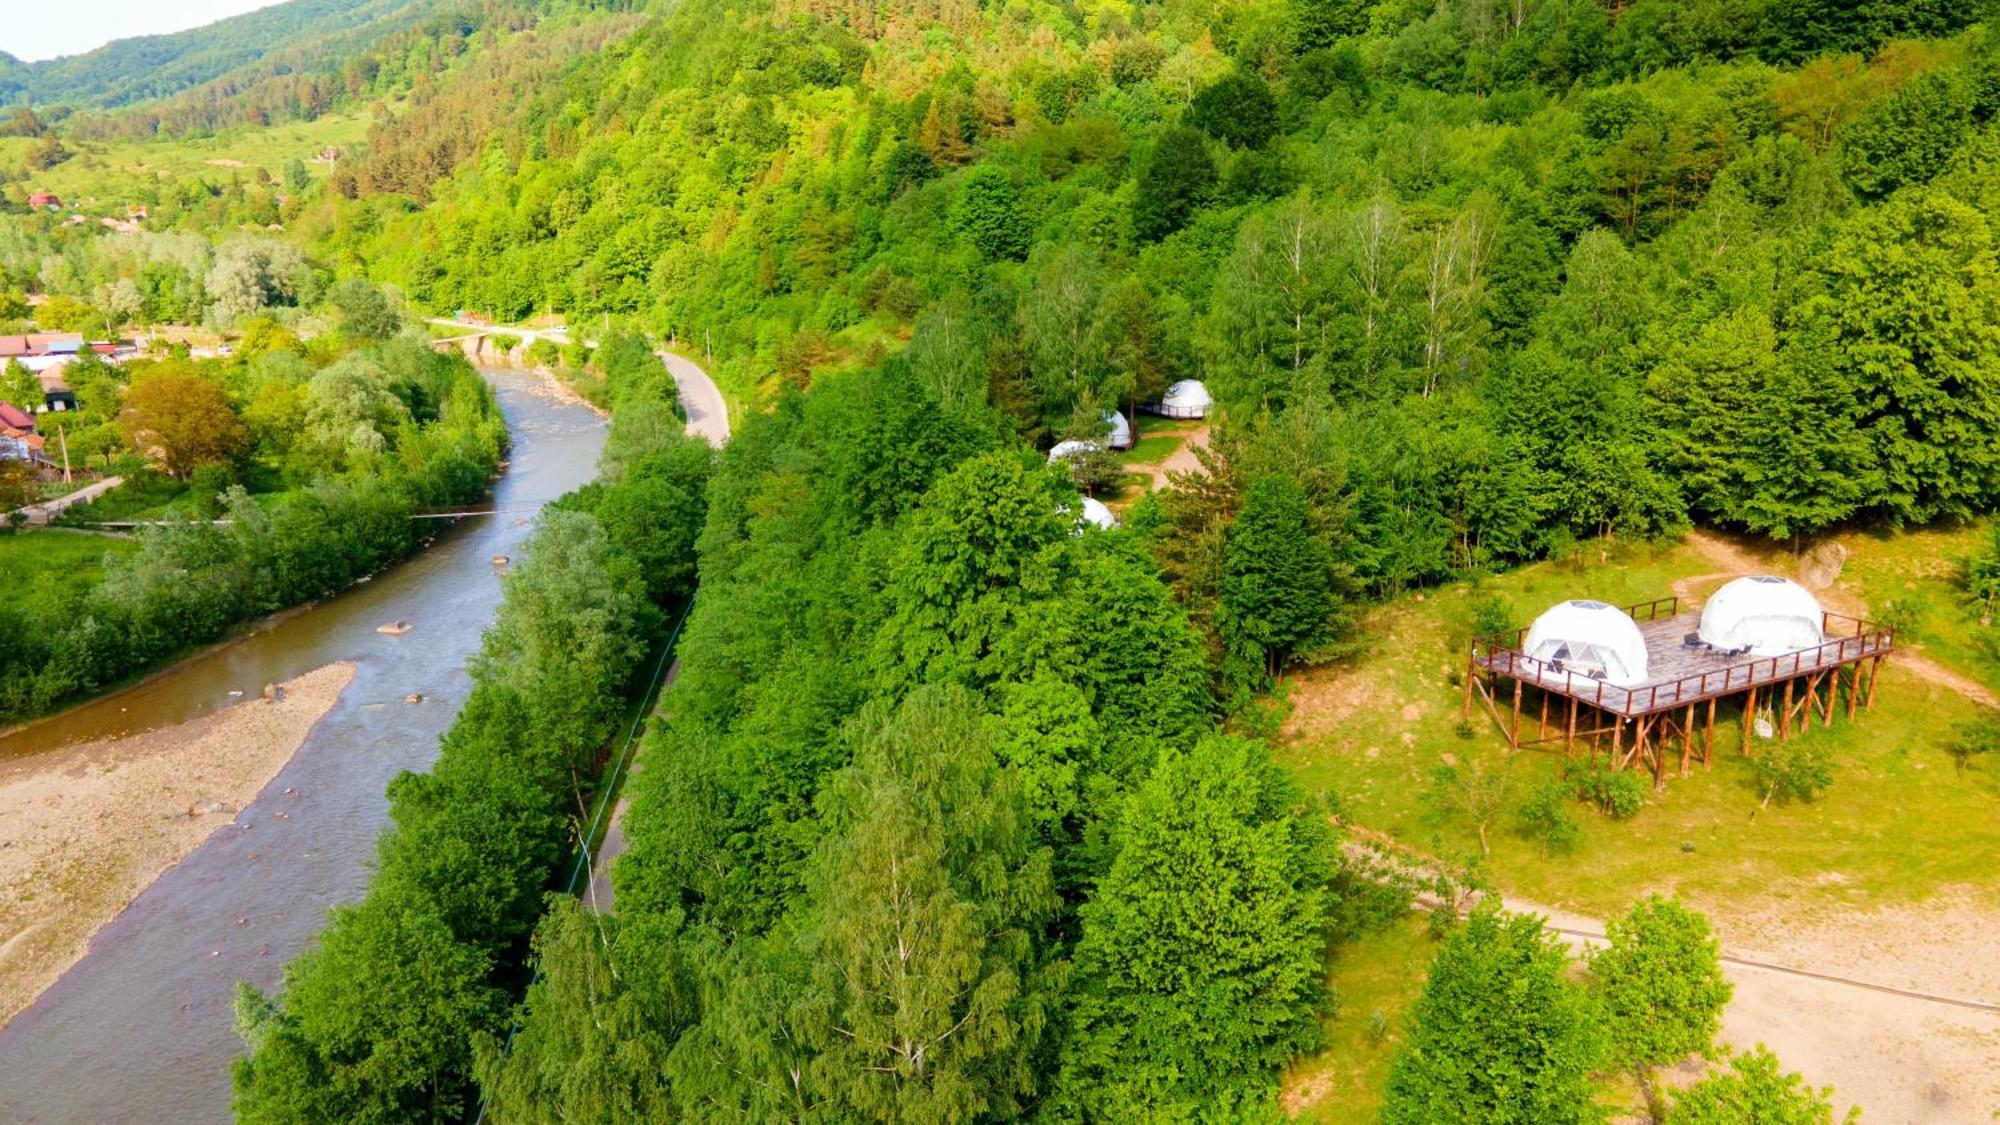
xmin=0 ymin=663 xmax=355 ymax=1027
xmin=1681 ymin=530 xmax=1998 ymax=708
xmin=1121 ymin=424 xmax=1210 ymax=492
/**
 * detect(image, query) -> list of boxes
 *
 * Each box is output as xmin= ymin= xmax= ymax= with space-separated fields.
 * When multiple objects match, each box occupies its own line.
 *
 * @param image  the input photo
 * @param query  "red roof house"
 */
xmin=0 ymin=402 xmax=34 ymax=431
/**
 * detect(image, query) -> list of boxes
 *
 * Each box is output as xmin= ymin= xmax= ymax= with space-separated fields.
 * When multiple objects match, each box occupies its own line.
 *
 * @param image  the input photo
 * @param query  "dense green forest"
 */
xmin=6 ymin=0 xmax=2000 ymax=1118
xmin=294 ymin=0 xmax=2000 ymax=576
xmin=0 ymin=0 xmax=641 ymax=142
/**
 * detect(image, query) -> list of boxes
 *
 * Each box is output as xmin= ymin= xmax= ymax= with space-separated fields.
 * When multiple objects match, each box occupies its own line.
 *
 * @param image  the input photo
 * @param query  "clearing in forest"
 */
xmin=1275 ymin=528 xmax=2000 ymax=1123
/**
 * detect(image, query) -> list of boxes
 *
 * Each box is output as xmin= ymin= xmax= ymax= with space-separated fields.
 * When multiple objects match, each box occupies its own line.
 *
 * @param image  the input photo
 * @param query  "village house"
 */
xmin=0 ymin=335 xmax=87 ymax=411
xmin=0 ymin=401 xmax=45 ymax=465
xmin=37 ymin=369 xmax=76 ymax=412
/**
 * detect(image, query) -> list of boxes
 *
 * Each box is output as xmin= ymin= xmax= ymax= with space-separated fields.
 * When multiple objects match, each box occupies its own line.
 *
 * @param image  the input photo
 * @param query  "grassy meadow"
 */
xmin=0 ymin=529 xmax=136 ymax=608
xmin=5 ymin=110 xmax=377 ymax=210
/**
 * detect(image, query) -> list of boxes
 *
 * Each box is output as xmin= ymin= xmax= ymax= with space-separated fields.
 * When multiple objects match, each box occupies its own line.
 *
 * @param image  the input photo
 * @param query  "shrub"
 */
xmin=1470 ymin=592 xmax=1515 ymax=640
xmin=1514 ymin=779 xmax=1582 ymax=855
xmin=1875 ymin=595 xmax=1927 ymax=642
xmin=1749 ymin=741 xmax=1834 ymax=809
xmin=1565 ymin=760 xmax=1645 ymax=820
xmin=1944 ymin=714 xmax=2000 ymax=775
xmin=1671 ymin=1046 xmax=1849 ymax=1124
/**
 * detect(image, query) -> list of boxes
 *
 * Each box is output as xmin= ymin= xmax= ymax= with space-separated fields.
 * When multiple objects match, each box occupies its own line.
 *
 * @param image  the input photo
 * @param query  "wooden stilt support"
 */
xmin=1509 ymin=676 xmax=1523 ymax=752
xmin=1653 ymin=716 xmax=1667 ymax=789
xmin=1780 ymin=679 xmax=1795 ymax=741
xmin=1681 ymin=703 xmax=1695 ymax=778
xmin=1847 ymin=661 xmax=1859 ymax=721
xmin=1704 ymin=697 xmax=1717 ymax=769
xmin=1821 ymin=668 xmax=1837 ymax=725
xmin=1867 ymin=655 xmax=1882 ymax=710
xmin=1742 ymin=686 xmax=1757 ymax=754
xmin=1538 ymin=689 xmax=1550 ymax=742
xmin=1612 ymin=714 xmax=1624 ymax=765
xmin=1565 ymin=696 xmax=1578 ymax=755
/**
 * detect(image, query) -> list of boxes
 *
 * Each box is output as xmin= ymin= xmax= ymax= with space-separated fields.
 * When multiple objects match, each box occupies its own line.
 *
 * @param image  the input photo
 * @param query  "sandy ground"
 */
xmin=1513 ymin=888 xmax=2000 ymax=1123
xmin=0 ymin=662 xmax=354 ymax=1027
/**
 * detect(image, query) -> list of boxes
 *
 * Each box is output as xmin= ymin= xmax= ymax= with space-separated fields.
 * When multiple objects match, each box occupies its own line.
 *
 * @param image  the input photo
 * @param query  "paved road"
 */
xmin=424 ymin=319 xmax=729 ymax=450
xmin=660 ymin=350 xmax=728 ymax=448
xmin=584 ymin=345 xmax=728 ymax=913
xmin=7 ymin=475 xmax=123 ymax=526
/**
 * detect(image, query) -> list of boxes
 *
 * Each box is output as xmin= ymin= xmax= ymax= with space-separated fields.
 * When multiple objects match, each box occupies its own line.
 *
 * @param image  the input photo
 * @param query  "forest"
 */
xmin=288 ymin=0 xmax=2000 ymax=586
xmin=1 ymin=0 xmax=443 ymax=113
xmin=3 ymin=0 xmax=1999 ymax=1119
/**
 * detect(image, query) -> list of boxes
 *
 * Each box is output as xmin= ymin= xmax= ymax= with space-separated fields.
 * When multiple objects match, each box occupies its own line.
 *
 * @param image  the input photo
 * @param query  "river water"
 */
xmin=0 ymin=368 xmax=608 ymax=1123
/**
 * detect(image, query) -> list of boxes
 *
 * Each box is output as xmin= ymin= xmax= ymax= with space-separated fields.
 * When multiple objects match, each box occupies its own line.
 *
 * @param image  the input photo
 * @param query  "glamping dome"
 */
xmin=1522 ymin=600 xmax=1650 ymax=687
xmin=1048 ymin=439 xmax=1101 ymax=464
xmin=1698 ymin=576 xmax=1824 ymax=656
xmin=1076 ymin=497 xmax=1118 ymax=531
xmin=1159 ymin=380 xmax=1212 ymax=419
xmin=1103 ymin=410 xmax=1133 ymax=450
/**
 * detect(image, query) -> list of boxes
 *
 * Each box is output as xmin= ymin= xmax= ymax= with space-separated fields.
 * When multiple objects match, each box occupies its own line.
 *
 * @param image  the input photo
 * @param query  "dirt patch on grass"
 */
xmin=1121 ymin=424 xmax=1210 ymax=492
xmin=0 ymin=663 xmax=354 ymax=1027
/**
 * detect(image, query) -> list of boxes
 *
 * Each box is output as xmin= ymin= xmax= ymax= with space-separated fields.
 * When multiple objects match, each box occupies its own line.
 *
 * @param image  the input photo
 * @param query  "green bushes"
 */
xmin=1515 ymin=778 xmax=1583 ymax=855
xmin=1567 ymin=759 xmax=1647 ymax=820
xmin=1749 ymin=741 xmax=1835 ymax=809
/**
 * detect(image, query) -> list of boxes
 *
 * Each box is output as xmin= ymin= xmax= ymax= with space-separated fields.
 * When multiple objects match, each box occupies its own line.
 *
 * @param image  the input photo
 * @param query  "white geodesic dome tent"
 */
xmin=1159 ymin=380 xmax=1212 ymax=418
xmin=1523 ymin=599 xmax=1650 ymax=687
xmin=1103 ymin=410 xmax=1133 ymax=449
xmin=1076 ymin=496 xmax=1117 ymax=531
xmin=1048 ymin=439 xmax=1101 ymax=464
xmin=1698 ymin=576 xmax=1824 ymax=656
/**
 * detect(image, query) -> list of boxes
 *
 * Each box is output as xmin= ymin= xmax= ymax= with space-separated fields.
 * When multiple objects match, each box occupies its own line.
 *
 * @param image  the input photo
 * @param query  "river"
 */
xmin=0 ymin=367 xmax=609 ymax=1123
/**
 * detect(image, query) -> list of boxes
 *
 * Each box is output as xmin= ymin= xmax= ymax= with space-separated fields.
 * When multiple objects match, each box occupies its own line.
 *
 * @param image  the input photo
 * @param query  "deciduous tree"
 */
xmin=119 ymin=371 xmax=250 ymax=479
xmin=1382 ymin=905 xmax=1602 ymax=1125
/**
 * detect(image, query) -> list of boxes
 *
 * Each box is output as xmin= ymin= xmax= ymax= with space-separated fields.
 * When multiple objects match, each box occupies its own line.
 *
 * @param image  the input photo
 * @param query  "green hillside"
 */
xmin=0 ymin=0 xmax=434 ymax=110
xmin=4 ymin=0 xmax=2000 ymax=1121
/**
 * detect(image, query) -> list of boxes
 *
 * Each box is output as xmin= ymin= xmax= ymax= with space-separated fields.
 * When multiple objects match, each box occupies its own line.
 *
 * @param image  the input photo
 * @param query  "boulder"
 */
xmin=1799 ymin=541 xmax=1849 ymax=590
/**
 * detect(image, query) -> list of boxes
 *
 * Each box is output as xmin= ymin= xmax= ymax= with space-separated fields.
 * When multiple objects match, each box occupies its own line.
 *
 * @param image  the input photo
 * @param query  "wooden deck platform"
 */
xmin=1463 ymin=596 xmax=1895 ymax=785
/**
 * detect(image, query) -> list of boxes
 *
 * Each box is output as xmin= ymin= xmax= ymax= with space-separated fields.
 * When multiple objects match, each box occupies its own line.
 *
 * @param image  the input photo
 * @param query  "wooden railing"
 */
xmin=1471 ymin=604 xmax=1894 ymax=717
xmin=1623 ymin=595 xmax=1679 ymax=622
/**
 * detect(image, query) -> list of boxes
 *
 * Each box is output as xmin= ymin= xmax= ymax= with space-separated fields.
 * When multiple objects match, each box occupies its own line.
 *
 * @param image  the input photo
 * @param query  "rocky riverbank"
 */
xmin=0 ymin=663 xmax=355 ymax=1026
